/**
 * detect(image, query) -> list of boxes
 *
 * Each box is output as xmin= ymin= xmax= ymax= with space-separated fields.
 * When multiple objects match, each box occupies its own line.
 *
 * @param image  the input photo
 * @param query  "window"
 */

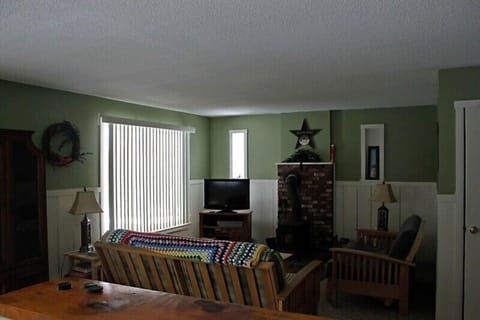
xmin=100 ymin=116 xmax=194 ymax=233
xmin=229 ymin=129 xmax=248 ymax=178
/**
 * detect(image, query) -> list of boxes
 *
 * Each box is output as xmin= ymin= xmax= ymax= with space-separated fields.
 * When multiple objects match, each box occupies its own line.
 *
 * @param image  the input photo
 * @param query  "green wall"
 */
xmin=437 ymin=66 xmax=480 ymax=194
xmin=210 ymin=106 xmax=436 ymax=181
xmin=209 ymin=111 xmax=331 ymax=179
xmin=7 ymin=64 xmax=480 ymax=189
xmin=331 ymin=106 xmax=437 ymax=181
xmin=210 ymin=114 xmax=281 ymax=179
xmin=209 ymin=66 xmax=480 ymax=186
xmin=0 ymin=80 xmax=210 ymax=189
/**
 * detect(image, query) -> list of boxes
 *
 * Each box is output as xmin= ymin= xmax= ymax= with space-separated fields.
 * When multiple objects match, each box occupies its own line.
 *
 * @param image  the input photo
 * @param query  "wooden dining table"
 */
xmin=0 ymin=278 xmax=333 ymax=320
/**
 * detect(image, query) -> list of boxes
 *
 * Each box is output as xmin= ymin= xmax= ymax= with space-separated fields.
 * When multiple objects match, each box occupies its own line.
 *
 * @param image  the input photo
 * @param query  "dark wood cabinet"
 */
xmin=0 ymin=129 xmax=48 ymax=293
xmin=199 ymin=211 xmax=252 ymax=242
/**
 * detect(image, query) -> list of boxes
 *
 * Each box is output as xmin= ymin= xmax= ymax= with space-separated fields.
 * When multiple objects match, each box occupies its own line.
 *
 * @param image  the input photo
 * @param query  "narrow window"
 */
xmin=229 ymin=129 xmax=248 ymax=178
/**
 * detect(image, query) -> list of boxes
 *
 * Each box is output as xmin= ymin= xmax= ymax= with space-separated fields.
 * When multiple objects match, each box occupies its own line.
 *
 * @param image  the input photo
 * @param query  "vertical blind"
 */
xmin=101 ymin=117 xmax=192 ymax=232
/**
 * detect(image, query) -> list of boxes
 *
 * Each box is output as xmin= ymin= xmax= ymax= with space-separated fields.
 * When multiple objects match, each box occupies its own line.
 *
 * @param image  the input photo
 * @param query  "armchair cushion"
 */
xmin=388 ymin=214 xmax=421 ymax=259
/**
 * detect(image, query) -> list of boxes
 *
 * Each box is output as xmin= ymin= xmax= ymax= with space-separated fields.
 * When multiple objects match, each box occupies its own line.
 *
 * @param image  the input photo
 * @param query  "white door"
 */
xmin=464 ymin=102 xmax=480 ymax=319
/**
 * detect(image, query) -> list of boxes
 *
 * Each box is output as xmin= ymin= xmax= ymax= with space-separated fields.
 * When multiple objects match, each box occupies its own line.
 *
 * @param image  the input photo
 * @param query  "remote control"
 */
xmin=57 ymin=282 xmax=72 ymax=290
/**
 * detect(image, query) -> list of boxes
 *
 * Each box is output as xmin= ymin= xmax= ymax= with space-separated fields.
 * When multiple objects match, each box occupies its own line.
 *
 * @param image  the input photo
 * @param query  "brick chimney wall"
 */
xmin=277 ymin=163 xmax=334 ymax=254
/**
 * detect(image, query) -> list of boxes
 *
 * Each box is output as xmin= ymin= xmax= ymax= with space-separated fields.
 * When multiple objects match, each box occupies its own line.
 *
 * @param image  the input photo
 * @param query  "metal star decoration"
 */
xmin=290 ymin=119 xmax=322 ymax=149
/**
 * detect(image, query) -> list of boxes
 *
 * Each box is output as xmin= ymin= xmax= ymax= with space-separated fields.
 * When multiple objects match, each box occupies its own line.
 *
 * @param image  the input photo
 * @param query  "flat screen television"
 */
xmin=204 ymin=179 xmax=250 ymax=211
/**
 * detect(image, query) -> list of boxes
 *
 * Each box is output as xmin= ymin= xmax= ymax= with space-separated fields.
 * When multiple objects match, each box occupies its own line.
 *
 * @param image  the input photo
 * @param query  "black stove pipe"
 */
xmin=286 ymin=172 xmax=302 ymax=221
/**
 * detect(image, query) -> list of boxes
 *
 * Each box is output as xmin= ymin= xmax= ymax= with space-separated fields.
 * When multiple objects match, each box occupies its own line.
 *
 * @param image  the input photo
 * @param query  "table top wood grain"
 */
xmin=0 ymin=278 xmax=332 ymax=320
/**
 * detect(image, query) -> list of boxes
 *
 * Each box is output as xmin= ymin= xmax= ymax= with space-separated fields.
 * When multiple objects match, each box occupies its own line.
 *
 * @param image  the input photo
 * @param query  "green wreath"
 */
xmin=42 ymin=121 xmax=89 ymax=166
xmin=283 ymin=146 xmax=322 ymax=163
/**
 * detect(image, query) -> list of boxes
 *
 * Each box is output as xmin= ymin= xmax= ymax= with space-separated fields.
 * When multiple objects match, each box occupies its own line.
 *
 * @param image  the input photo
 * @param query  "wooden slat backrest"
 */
xmin=94 ymin=241 xmax=278 ymax=309
xmin=112 ymin=250 xmax=129 ymax=284
xmin=185 ymin=261 xmax=202 ymax=297
xmin=257 ymin=262 xmax=278 ymax=310
xmin=405 ymin=221 xmax=424 ymax=263
xmin=212 ymin=264 xmax=229 ymax=302
xmin=199 ymin=263 xmax=216 ymax=300
xmin=228 ymin=264 xmax=246 ymax=305
xmin=245 ymin=268 xmax=261 ymax=307
xmin=172 ymin=260 xmax=189 ymax=295
xmin=159 ymin=258 xmax=176 ymax=293
xmin=333 ymin=250 xmax=405 ymax=285
xmin=356 ymin=229 xmax=397 ymax=249
xmin=123 ymin=251 xmax=141 ymax=287
xmin=133 ymin=253 xmax=152 ymax=289
xmin=96 ymin=245 xmax=116 ymax=282
xmin=146 ymin=255 xmax=164 ymax=291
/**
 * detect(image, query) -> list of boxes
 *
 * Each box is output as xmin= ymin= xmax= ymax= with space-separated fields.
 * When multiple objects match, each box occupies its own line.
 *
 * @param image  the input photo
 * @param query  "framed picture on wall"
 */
xmin=366 ymin=146 xmax=380 ymax=180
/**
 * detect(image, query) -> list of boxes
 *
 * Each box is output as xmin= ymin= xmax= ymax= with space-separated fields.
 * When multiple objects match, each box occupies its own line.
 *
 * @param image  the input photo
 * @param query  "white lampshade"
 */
xmin=69 ymin=190 xmax=103 ymax=215
xmin=371 ymin=183 xmax=397 ymax=203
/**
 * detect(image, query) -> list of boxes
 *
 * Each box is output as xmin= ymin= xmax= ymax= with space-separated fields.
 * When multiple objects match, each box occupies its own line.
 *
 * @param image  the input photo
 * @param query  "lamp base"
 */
xmin=377 ymin=204 xmax=389 ymax=231
xmin=79 ymin=244 xmax=94 ymax=253
xmin=79 ymin=214 xmax=93 ymax=253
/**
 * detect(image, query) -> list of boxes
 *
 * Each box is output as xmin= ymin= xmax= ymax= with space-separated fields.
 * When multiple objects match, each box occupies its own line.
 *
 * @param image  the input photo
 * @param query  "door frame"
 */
xmin=455 ymin=99 xmax=480 ymax=319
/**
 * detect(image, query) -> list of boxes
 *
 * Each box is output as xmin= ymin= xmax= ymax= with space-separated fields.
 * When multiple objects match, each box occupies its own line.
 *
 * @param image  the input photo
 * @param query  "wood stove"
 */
xmin=276 ymin=163 xmax=334 ymax=258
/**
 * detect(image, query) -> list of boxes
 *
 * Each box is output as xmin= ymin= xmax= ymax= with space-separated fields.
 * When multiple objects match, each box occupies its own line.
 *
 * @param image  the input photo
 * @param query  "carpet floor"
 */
xmin=316 ymin=279 xmax=435 ymax=319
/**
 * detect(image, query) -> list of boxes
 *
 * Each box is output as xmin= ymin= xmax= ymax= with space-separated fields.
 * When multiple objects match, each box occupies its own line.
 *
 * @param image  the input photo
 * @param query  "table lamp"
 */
xmin=371 ymin=182 xmax=396 ymax=231
xmin=69 ymin=187 xmax=103 ymax=253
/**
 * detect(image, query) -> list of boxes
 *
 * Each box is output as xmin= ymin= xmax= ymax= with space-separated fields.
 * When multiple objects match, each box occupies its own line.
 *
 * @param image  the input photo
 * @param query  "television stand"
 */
xmin=199 ymin=210 xmax=252 ymax=242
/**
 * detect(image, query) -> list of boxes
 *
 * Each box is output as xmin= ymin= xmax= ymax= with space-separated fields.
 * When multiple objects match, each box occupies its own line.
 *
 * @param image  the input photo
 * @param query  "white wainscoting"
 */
xmin=192 ymin=180 xmax=437 ymax=261
xmin=46 ymin=187 xmax=102 ymax=280
xmin=250 ymin=180 xmax=278 ymax=243
xmin=335 ymin=181 xmax=437 ymax=263
xmin=46 ymin=180 xmax=437 ymax=278
xmin=46 ymin=181 xmax=204 ymax=279
xmin=238 ymin=180 xmax=438 ymax=259
xmin=184 ymin=179 xmax=204 ymax=238
xmin=436 ymin=195 xmax=462 ymax=320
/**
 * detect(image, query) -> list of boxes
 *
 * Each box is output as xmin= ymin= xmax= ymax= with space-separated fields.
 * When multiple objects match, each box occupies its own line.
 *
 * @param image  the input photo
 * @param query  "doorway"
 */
xmin=455 ymin=100 xmax=480 ymax=320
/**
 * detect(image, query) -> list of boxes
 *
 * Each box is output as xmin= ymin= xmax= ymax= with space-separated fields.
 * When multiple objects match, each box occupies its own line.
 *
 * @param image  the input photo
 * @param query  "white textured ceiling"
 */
xmin=1 ymin=1 xmax=479 ymax=116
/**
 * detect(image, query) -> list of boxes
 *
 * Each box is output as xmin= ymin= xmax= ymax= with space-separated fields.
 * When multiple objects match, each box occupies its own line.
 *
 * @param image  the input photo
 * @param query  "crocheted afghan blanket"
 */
xmin=102 ymin=229 xmax=268 ymax=268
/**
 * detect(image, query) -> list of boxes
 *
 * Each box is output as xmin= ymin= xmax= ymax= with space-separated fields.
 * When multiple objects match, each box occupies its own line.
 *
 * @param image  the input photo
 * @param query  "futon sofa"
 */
xmin=94 ymin=229 xmax=324 ymax=314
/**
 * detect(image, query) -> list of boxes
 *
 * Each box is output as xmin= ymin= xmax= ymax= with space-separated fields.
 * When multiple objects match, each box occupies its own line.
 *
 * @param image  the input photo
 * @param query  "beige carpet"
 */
xmin=316 ymin=279 xmax=435 ymax=320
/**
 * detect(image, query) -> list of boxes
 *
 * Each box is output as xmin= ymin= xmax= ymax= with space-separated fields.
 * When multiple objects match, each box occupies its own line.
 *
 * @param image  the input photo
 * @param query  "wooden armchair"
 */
xmin=327 ymin=215 xmax=424 ymax=315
